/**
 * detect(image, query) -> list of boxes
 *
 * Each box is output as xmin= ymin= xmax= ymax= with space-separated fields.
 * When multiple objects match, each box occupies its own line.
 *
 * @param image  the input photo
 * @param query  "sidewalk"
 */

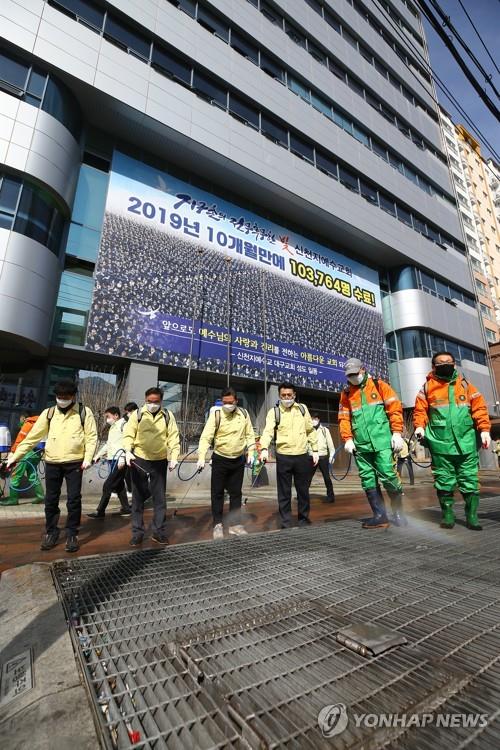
xmin=1 ymin=471 xmax=499 ymax=573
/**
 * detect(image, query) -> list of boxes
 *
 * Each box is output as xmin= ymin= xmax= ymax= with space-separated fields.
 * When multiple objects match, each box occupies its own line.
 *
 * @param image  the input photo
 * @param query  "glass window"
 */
xmin=167 ymin=0 xmax=196 ymax=16
xmin=404 ymin=166 xmax=419 ymax=185
xmin=192 ymin=71 xmax=227 ymax=107
xmin=485 ymin=329 xmax=497 ymax=343
xmin=230 ymin=31 xmax=259 ymax=64
xmin=47 ymin=0 xmax=104 ymax=29
xmin=65 ymin=224 xmax=101 ymax=262
xmin=333 ymin=110 xmax=352 ymax=134
xmin=414 ymin=217 xmax=427 ymax=235
xmin=260 ymin=53 xmax=286 ymax=83
xmin=446 ymin=340 xmax=461 ymax=362
xmin=290 ymin=134 xmax=314 ymax=162
xmin=360 ymin=180 xmax=378 ymax=204
xmin=372 ymin=141 xmax=388 ymax=161
xmin=430 ymin=334 xmax=445 ymax=352
xmin=288 ymin=77 xmax=310 ymax=103
xmin=420 ymin=272 xmax=436 ymax=291
xmin=473 ymin=350 xmax=486 ymax=365
xmin=374 ymin=59 xmax=388 ymax=78
xmin=459 ymin=345 xmax=474 ymax=361
xmin=305 ymin=0 xmax=323 ymax=12
xmin=339 ymin=166 xmax=359 ymax=192
xmin=325 ymin=10 xmax=341 ymax=32
xmin=261 ymin=1 xmax=283 ymax=26
xmin=42 ymin=78 xmax=81 ymax=139
xmin=342 ymin=29 xmax=358 ymax=49
xmin=385 ymin=332 xmax=398 ymax=363
xmin=27 ymin=69 xmax=46 ymax=99
xmin=389 ymin=154 xmax=404 ymax=174
xmin=436 ymin=280 xmax=451 ymax=298
xmin=427 ymin=225 xmax=440 ymax=243
xmin=104 ymin=15 xmax=151 ymax=59
xmin=0 ymin=50 xmax=29 ymax=90
xmin=398 ymin=329 xmax=428 ymax=359
xmin=71 ymin=165 xmax=108 ymax=230
xmin=379 ymin=194 xmax=396 ymax=216
xmin=311 ymin=92 xmax=332 ymax=118
xmin=197 ymin=6 xmax=229 ymax=42
xmin=380 ymin=104 xmax=395 ymax=124
xmin=53 ymin=266 xmax=94 ymax=346
xmin=366 ymin=92 xmax=380 ymax=111
xmin=152 ymin=46 xmax=191 ymax=84
xmin=397 ymin=121 xmax=410 ymax=138
xmin=261 ymin=114 xmax=288 ymax=146
xmin=316 ymin=152 xmax=338 ymax=178
xmin=347 ymin=76 xmax=364 ymax=97
xmin=0 ymin=175 xmax=22 ymax=214
xmin=14 ymin=182 xmax=65 ymax=256
xmin=360 ymin=46 xmax=373 ymax=64
xmin=390 ymin=266 xmax=418 ymax=291
xmin=284 ymin=20 xmax=306 ymax=48
xmin=329 ymin=60 xmax=346 ymax=82
xmin=353 ymin=124 xmax=370 ymax=147
xmin=397 ymin=205 xmax=413 ymax=227
xmin=308 ymin=42 xmax=327 ymax=66
xmin=228 ymin=93 xmax=259 ymax=128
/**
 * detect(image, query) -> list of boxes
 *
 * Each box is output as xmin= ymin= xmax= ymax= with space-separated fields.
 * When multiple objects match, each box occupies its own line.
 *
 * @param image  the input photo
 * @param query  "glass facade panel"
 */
xmin=71 ymin=165 xmax=108 ymax=230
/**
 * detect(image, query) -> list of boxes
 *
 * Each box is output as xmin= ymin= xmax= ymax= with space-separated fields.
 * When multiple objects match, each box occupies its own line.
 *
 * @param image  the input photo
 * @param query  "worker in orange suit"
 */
xmin=339 ymin=358 xmax=405 ymax=528
xmin=413 ymin=350 xmax=490 ymax=531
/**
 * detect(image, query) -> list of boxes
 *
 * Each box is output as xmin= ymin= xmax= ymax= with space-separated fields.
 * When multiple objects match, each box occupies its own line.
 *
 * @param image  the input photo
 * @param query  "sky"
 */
xmin=422 ymin=0 xmax=500 ymax=162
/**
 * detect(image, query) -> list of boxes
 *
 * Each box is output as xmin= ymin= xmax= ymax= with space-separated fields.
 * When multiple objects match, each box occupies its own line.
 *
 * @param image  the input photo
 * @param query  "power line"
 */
xmin=369 ymin=0 xmax=500 ymax=162
xmin=419 ymin=0 xmax=500 ymax=119
xmin=457 ymin=0 xmax=500 ymax=76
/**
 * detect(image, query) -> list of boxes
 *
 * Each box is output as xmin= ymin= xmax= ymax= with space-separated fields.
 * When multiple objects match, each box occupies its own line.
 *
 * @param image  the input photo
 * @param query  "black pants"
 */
xmin=95 ymin=462 xmax=130 ymax=514
xmin=130 ymin=457 xmax=167 ymax=537
xmin=310 ymin=456 xmax=335 ymax=500
xmin=276 ymin=453 xmax=311 ymax=527
xmin=45 ymin=461 xmax=83 ymax=536
xmin=397 ymin=456 xmax=415 ymax=485
xmin=211 ymin=452 xmax=245 ymax=526
xmin=125 ymin=467 xmax=132 ymax=493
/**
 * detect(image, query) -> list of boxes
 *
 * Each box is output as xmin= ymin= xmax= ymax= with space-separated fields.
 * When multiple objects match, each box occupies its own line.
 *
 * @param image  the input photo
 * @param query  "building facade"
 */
xmin=0 ymin=0 xmax=495 ymax=434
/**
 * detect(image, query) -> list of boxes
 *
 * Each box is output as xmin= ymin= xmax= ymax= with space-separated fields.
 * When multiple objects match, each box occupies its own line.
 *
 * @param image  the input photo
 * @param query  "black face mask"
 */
xmin=435 ymin=363 xmax=455 ymax=378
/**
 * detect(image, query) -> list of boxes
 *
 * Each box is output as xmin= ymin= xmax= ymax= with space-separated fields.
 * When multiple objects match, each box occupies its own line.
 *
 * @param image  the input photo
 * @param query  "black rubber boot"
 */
xmin=388 ymin=490 xmax=407 ymax=527
xmin=362 ymin=488 xmax=389 ymax=528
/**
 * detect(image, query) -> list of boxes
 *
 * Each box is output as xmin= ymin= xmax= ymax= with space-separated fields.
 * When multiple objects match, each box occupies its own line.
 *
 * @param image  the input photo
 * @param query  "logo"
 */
xmin=371 ymin=392 xmax=377 ymax=399
xmin=317 ymin=703 xmax=349 ymax=737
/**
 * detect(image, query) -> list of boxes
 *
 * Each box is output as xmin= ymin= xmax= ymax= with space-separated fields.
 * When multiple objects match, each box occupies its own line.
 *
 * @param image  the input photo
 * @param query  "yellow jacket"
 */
xmin=95 ymin=417 xmax=126 ymax=460
xmin=310 ymin=425 xmax=335 ymax=458
xmin=11 ymin=404 xmax=97 ymax=464
xmin=123 ymin=406 xmax=180 ymax=461
xmin=260 ymin=403 xmax=318 ymax=455
xmin=198 ymin=407 xmax=255 ymax=459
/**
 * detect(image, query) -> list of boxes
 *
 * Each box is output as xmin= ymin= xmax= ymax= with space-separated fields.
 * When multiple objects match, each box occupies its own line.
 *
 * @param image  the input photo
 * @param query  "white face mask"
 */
xmin=222 ymin=403 xmax=237 ymax=413
xmin=106 ymin=418 xmax=115 ymax=426
xmin=347 ymin=373 xmax=364 ymax=386
xmin=280 ymin=398 xmax=295 ymax=408
xmin=312 ymin=419 xmax=320 ymax=427
xmin=146 ymin=403 xmax=161 ymax=413
xmin=56 ymin=398 xmax=73 ymax=409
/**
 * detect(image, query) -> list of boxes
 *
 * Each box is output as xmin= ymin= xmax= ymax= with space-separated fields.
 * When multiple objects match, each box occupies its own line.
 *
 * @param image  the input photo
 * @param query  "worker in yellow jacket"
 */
xmin=7 ymin=379 xmax=97 ymax=553
xmin=197 ymin=387 xmax=255 ymax=540
xmin=260 ymin=381 xmax=318 ymax=529
xmin=123 ymin=386 xmax=180 ymax=547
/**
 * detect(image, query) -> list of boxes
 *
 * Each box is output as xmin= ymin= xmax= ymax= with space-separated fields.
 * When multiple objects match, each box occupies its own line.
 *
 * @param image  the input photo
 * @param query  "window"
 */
xmin=230 ymin=31 xmax=258 ymax=64
xmin=47 ymin=0 xmax=104 ymax=30
xmin=380 ymin=104 xmax=395 ymax=124
xmin=0 ymin=50 xmax=29 ymax=91
xmin=339 ymin=166 xmax=359 ymax=192
xmin=360 ymin=46 xmax=373 ymax=64
xmin=435 ymin=280 xmax=451 ymax=298
xmin=480 ymin=303 xmax=493 ymax=320
xmin=397 ymin=329 xmax=428 ymax=359
xmin=288 ymin=77 xmax=310 ymax=103
xmin=261 ymin=1 xmax=282 ymax=26
xmin=290 ymin=134 xmax=314 ymax=162
xmin=197 ymin=6 xmax=229 ymax=42
xmin=228 ymin=93 xmax=259 ymax=128
xmin=305 ymin=0 xmax=323 ymax=12
xmin=152 ymin=46 xmax=191 ymax=84
xmin=380 ymin=194 xmax=396 ymax=216
xmin=316 ymin=152 xmax=338 ymax=178
xmin=389 ymin=154 xmax=404 ymax=174
xmin=365 ymin=91 xmax=380 ymax=111
xmin=413 ymin=217 xmax=427 ymax=235
xmin=41 ymin=78 xmax=82 ymax=139
xmin=404 ymin=166 xmax=419 ymax=185
xmin=261 ymin=114 xmax=288 ymax=146
xmin=347 ymin=77 xmax=364 ymax=97
xmin=360 ymin=180 xmax=378 ymax=204
xmin=11 ymin=178 xmax=65 ymax=256
xmin=427 ymin=226 xmax=440 ymax=243
xmin=308 ymin=42 xmax=327 ymax=65
xmin=342 ymin=28 xmax=358 ymax=49
xmin=372 ymin=141 xmax=388 ymax=161
xmin=397 ymin=205 xmax=413 ymax=227
xmin=104 ymin=15 xmax=151 ymax=59
xmin=53 ymin=265 xmax=94 ymax=346
xmin=329 ymin=60 xmax=346 ymax=81
xmin=0 ymin=175 xmax=22 ymax=220
xmin=260 ymin=53 xmax=286 ymax=83
xmin=311 ymin=92 xmax=332 ymax=118
xmin=284 ymin=20 xmax=306 ymax=48
xmin=486 ymin=329 xmax=497 ymax=343
xmin=353 ymin=124 xmax=370 ymax=147
xmin=325 ymin=10 xmax=341 ymax=32
xmin=192 ymin=71 xmax=227 ymax=107
xmin=476 ymin=280 xmax=488 ymax=296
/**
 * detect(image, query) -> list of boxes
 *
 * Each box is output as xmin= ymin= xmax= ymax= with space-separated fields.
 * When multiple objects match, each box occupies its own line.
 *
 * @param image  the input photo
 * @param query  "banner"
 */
xmin=86 ymin=152 xmax=387 ymax=389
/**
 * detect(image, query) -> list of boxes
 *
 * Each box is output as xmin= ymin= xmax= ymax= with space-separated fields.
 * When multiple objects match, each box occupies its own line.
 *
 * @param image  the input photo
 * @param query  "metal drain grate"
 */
xmin=53 ymin=498 xmax=500 ymax=748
